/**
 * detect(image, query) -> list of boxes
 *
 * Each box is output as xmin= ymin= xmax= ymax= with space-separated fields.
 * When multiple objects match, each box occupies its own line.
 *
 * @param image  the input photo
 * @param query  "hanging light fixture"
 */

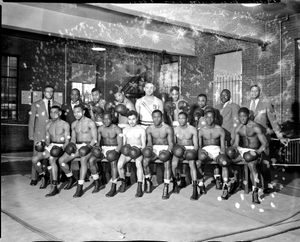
xmin=241 ymin=4 xmax=261 ymax=7
xmin=91 ymin=46 xmax=106 ymax=51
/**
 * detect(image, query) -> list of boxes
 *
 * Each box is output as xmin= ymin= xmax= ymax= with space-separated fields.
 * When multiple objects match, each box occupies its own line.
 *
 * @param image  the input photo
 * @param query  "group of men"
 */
xmin=29 ymin=81 xmax=288 ymax=203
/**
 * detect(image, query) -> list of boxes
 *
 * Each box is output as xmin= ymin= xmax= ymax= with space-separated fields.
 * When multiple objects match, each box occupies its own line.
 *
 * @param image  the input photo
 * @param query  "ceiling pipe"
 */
xmin=278 ymin=15 xmax=289 ymax=123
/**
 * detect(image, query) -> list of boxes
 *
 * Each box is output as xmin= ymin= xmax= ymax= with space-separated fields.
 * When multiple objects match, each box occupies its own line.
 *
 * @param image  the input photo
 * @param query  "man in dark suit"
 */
xmin=61 ymin=88 xmax=90 ymax=126
xmin=215 ymin=89 xmax=240 ymax=146
xmin=242 ymin=84 xmax=288 ymax=193
xmin=28 ymin=85 xmax=61 ymax=185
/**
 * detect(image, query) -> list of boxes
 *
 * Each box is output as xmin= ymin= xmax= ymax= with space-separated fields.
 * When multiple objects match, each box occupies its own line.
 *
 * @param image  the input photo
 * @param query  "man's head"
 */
xmin=238 ymin=107 xmax=250 ymax=125
xmin=73 ymin=103 xmax=86 ymax=120
xmin=197 ymin=93 xmax=207 ymax=108
xmin=70 ymin=88 xmax=80 ymax=103
xmin=91 ymin=87 xmax=102 ymax=103
xmin=50 ymin=105 xmax=61 ymax=121
xmin=250 ymin=85 xmax=261 ymax=100
xmin=204 ymin=107 xmax=215 ymax=126
xmin=113 ymin=86 xmax=125 ymax=103
xmin=220 ymin=89 xmax=231 ymax=104
xmin=144 ymin=81 xmax=155 ymax=96
xmin=103 ymin=112 xmax=113 ymax=127
xmin=178 ymin=111 xmax=188 ymax=126
xmin=152 ymin=109 xmax=163 ymax=126
xmin=127 ymin=110 xmax=138 ymax=127
xmin=44 ymin=85 xmax=54 ymax=100
xmin=170 ymin=86 xmax=180 ymax=102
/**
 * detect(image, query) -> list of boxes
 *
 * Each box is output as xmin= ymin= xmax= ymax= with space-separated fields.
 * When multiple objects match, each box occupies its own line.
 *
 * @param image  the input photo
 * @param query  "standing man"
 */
xmin=89 ymin=112 xmax=123 ymax=197
xmin=143 ymin=110 xmax=174 ymax=200
xmin=117 ymin=110 xmax=146 ymax=198
xmin=58 ymin=104 xmax=98 ymax=198
xmin=135 ymin=81 xmax=164 ymax=186
xmin=61 ymin=88 xmax=90 ymax=126
xmin=215 ymin=89 xmax=240 ymax=146
xmin=31 ymin=106 xmax=70 ymax=196
xmin=28 ymin=85 xmax=61 ymax=185
xmin=171 ymin=112 xmax=199 ymax=200
xmin=232 ymin=107 xmax=269 ymax=204
xmin=242 ymin=84 xmax=288 ymax=193
xmin=88 ymin=87 xmax=106 ymax=126
xmin=196 ymin=93 xmax=221 ymax=129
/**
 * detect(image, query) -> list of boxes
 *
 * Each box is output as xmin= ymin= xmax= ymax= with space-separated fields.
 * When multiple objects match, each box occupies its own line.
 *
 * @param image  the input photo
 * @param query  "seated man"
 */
xmin=143 ymin=110 xmax=174 ymax=200
xmin=172 ymin=112 xmax=199 ymax=200
xmin=88 ymin=112 xmax=122 ymax=196
xmin=31 ymin=106 xmax=70 ymax=197
xmin=197 ymin=107 xmax=229 ymax=199
xmin=58 ymin=104 xmax=98 ymax=198
xmin=117 ymin=110 xmax=146 ymax=197
xmin=232 ymin=107 xmax=269 ymax=204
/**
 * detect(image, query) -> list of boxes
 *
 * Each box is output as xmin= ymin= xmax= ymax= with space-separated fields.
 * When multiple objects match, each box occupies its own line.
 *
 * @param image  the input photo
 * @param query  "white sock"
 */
xmin=78 ymin=180 xmax=84 ymax=185
xmin=92 ymin=174 xmax=99 ymax=180
xmin=164 ymin=179 xmax=170 ymax=184
xmin=66 ymin=172 xmax=73 ymax=178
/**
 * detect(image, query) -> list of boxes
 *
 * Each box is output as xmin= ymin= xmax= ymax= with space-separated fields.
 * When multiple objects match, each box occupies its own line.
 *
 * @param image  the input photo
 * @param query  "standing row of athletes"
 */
xmin=29 ymin=81 xmax=288 ymax=203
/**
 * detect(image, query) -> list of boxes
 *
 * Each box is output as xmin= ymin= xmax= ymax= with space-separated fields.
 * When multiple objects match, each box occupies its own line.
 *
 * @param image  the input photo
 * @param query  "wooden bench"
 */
xmin=71 ymin=156 xmax=250 ymax=194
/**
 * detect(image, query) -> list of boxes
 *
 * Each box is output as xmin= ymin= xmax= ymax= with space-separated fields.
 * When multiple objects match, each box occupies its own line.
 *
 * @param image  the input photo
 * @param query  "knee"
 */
xmin=143 ymin=158 xmax=149 ymax=167
xmin=32 ymin=156 xmax=39 ymax=165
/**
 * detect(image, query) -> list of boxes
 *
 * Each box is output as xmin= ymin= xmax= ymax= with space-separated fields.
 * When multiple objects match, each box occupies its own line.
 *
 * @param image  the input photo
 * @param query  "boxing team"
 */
xmin=30 ymin=82 xmax=284 ymax=204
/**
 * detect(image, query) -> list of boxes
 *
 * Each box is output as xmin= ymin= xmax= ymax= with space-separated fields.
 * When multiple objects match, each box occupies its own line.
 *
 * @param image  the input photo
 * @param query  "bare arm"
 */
xmin=198 ymin=129 xmax=203 ymax=157
xmin=232 ymin=126 xmax=241 ymax=148
xmin=115 ymin=127 xmax=123 ymax=152
xmin=167 ymin=126 xmax=175 ymax=152
xmin=146 ymin=127 xmax=153 ymax=146
xmin=219 ymin=128 xmax=226 ymax=154
xmin=71 ymin=122 xmax=77 ymax=144
xmin=63 ymin=122 xmax=70 ymax=149
xmin=45 ymin=123 xmax=51 ymax=146
xmin=96 ymin=127 xmax=102 ymax=147
xmin=89 ymin=120 xmax=98 ymax=147
xmin=192 ymin=127 xmax=199 ymax=150
xmin=135 ymin=99 xmax=141 ymax=116
xmin=140 ymin=128 xmax=146 ymax=149
xmin=254 ymin=125 xmax=269 ymax=155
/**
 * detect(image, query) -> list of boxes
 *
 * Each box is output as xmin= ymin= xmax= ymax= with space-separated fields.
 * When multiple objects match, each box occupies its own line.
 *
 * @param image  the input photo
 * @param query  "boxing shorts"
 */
xmin=45 ymin=143 xmax=64 ymax=153
xmin=233 ymin=147 xmax=256 ymax=162
xmin=102 ymin=146 xmax=117 ymax=157
xmin=153 ymin=145 xmax=169 ymax=156
xmin=202 ymin=145 xmax=221 ymax=160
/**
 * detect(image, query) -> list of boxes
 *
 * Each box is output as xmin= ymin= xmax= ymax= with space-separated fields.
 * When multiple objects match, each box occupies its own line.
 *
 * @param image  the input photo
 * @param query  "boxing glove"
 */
xmin=216 ymin=154 xmax=232 ymax=167
xmin=142 ymin=146 xmax=153 ymax=158
xmin=65 ymin=142 xmax=77 ymax=155
xmin=106 ymin=150 xmax=120 ymax=162
xmin=164 ymin=101 xmax=174 ymax=116
xmin=92 ymin=106 xmax=104 ymax=116
xmin=185 ymin=149 xmax=198 ymax=161
xmin=178 ymin=100 xmax=190 ymax=113
xmin=121 ymin=144 xmax=131 ymax=156
xmin=35 ymin=141 xmax=46 ymax=152
xmin=243 ymin=150 xmax=260 ymax=163
xmin=50 ymin=146 xmax=64 ymax=158
xmin=129 ymin=146 xmax=142 ymax=159
xmin=92 ymin=146 xmax=103 ymax=159
xmin=172 ymin=145 xmax=186 ymax=159
xmin=225 ymin=147 xmax=239 ymax=159
xmin=159 ymin=150 xmax=172 ymax=162
xmin=114 ymin=104 xmax=128 ymax=116
xmin=78 ymin=145 xmax=92 ymax=157
xmin=104 ymin=101 xmax=115 ymax=113
xmin=203 ymin=106 xmax=214 ymax=114
xmin=160 ymin=92 xmax=170 ymax=103
xmin=198 ymin=149 xmax=209 ymax=162
xmin=193 ymin=108 xmax=204 ymax=121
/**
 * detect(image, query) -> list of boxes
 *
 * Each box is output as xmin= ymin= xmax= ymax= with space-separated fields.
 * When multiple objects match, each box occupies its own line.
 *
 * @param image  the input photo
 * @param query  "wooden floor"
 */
xmin=1 ymin=164 xmax=300 ymax=242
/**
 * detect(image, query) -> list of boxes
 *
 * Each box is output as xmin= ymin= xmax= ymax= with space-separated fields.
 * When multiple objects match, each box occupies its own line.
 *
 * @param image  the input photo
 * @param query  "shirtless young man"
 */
xmin=232 ymin=107 xmax=269 ymax=204
xmin=113 ymin=86 xmax=136 ymax=186
xmin=31 ymin=106 xmax=70 ymax=197
xmin=135 ymin=81 xmax=164 ymax=186
xmin=197 ymin=107 xmax=227 ymax=196
xmin=88 ymin=87 xmax=106 ymax=127
xmin=58 ymin=104 xmax=98 ymax=198
xmin=117 ymin=110 xmax=146 ymax=198
xmin=88 ymin=112 xmax=122 ymax=196
xmin=172 ymin=112 xmax=199 ymax=200
xmin=143 ymin=110 xmax=174 ymax=200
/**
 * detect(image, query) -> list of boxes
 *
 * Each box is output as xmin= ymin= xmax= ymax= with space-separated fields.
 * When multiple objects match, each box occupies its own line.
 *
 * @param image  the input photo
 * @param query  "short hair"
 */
xmin=112 ymin=86 xmax=123 ymax=95
xmin=221 ymin=89 xmax=231 ymax=95
xmin=71 ymin=88 xmax=80 ymax=95
xmin=170 ymin=86 xmax=179 ymax=93
xmin=74 ymin=103 xmax=85 ymax=110
xmin=204 ymin=106 xmax=215 ymax=115
xmin=152 ymin=109 xmax=162 ymax=117
xmin=144 ymin=81 xmax=154 ymax=87
xmin=44 ymin=85 xmax=54 ymax=91
xmin=91 ymin=87 xmax=101 ymax=94
xmin=238 ymin=107 xmax=250 ymax=115
xmin=127 ymin=110 xmax=138 ymax=118
xmin=250 ymin=85 xmax=261 ymax=92
xmin=103 ymin=112 xmax=112 ymax=118
xmin=50 ymin=105 xmax=61 ymax=112
xmin=197 ymin=93 xmax=207 ymax=100
xmin=178 ymin=111 xmax=188 ymax=119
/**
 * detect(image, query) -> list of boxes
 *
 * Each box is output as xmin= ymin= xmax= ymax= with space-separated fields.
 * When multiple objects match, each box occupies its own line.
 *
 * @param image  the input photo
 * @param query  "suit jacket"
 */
xmin=61 ymin=101 xmax=90 ymax=126
xmin=215 ymin=102 xmax=240 ymax=141
xmin=28 ymin=99 xmax=61 ymax=142
xmin=242 ymin=99 xmax=281 ymax=133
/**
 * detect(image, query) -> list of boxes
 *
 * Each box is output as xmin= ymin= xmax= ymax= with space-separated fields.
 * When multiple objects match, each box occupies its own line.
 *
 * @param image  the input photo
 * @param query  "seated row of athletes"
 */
xmin=32 ymin=82 xmax=268 ymax=204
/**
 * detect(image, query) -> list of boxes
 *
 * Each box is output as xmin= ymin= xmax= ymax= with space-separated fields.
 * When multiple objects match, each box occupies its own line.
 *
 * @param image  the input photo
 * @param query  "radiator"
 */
xmin=271 ymin=138 xmax=300 ymax=165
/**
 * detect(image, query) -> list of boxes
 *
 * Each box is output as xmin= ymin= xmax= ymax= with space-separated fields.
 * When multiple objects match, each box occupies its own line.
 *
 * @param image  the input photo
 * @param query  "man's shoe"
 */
xmin=73 ymin=184 xmax=84 ymax=198
xmin=125 ymin=176 xmax=131 ymax=186
xmin=64 ymin=176 xmax=77 ymax=190
xmin=30 ymin=180 xmax=38 ymax=186
xmin=215 ymin=178 xmax=222 ymax=190
xmin=162 ymin=183 xmax=170 ymax=200
xmin=118 ymin=178 xmax=126 ymax=193
xmin=145 ymin=178 xmax=153 ymax=194
xmin=221 ymin=185 xmax=229 ymax=200
xmin=172 ymin=179 xmax=180 ymax=194
xmin=190 ymin=181 xmax=198 ymax=201
xmin=92 ymin=179 xmax=103 ymax=193
xmin=178 ymin=177 xmax=186 ymax=188
xmin=106 ymin=183 xmax=117 ymax=197
xmin=252 ymin=188 xmax=260 ymax=204
xmin=39 ymin=175 xmax=50 ymax=189
xmin=135 ymin=182 xmax=143 ymax=198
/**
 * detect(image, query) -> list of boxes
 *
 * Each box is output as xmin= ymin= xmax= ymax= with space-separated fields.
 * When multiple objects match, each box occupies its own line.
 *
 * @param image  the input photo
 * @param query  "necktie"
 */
xmin=250 ymin=100 xmax=256 ymax=113
xmin=48 ymin=100 xmax=51 ymax=119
